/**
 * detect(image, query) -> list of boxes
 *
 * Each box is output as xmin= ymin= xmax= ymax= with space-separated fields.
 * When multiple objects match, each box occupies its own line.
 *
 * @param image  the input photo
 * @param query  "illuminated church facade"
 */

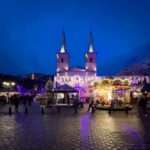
xmin=56 ymin=30 xmax=97 ymax=77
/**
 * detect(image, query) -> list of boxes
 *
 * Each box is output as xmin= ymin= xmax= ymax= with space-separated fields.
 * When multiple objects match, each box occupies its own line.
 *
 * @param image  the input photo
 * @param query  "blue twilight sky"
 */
xmin=0 ymin=0 xmax=150 ymax=75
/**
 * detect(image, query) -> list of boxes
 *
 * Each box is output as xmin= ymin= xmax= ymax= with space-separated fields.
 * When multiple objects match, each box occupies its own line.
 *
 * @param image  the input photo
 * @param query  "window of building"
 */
xmin=61 ymin=58 xmax=64 ymax=63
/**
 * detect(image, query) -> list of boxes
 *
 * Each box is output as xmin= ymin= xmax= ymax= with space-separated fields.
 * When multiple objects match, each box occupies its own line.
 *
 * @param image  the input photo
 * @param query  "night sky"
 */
xmin=0 ymin=0 xmax=150 ymax=75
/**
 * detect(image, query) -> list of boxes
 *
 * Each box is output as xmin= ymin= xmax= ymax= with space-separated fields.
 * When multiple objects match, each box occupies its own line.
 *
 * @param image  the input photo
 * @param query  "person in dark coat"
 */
xmin=87 ymin=96 xmax=94 ymax=112
xmin=14 ymin=95 xmax=19 ymax=113
xmin=142 ymin=95 xmax=147 ymax=115
xmin=28 ymin=95 xmax=32 ymax=106
xmin=67 ymin=94 xmax=70 ymax=105
xmin=93 ymin=100 xmax=99 ymax=111
xmin=138 ymin=94 xmax=147 ymax=116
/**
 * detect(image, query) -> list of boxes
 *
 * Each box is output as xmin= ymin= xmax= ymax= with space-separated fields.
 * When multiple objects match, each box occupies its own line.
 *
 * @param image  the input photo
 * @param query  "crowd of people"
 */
xmin=0 ymin=92 xmax=149 ymax=115
xmin=0 ymin=94 xmax=33 ymax=112
xmin=87 ymin=96 xmax=99 ymax=113
xmin=87 ymin=93 xmax=149 ymax=115
xmin=0 ymin=95 xmax=7 ymax=104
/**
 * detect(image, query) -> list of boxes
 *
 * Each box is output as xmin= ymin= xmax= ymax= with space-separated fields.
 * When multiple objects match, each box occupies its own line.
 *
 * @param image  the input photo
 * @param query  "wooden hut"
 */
xmin=53 ymin=84 xmax=79 ymax=104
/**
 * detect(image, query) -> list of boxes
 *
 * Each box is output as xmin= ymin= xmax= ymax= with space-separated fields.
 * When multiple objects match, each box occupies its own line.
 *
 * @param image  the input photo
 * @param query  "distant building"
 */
xmin=26 ymin=73 xmax=51 ymax=81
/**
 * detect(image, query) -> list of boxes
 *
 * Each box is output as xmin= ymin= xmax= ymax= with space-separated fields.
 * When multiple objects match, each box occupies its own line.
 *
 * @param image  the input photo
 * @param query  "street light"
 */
xmin=3 ymin=81 xmax=16 ymax=97
xmin=3 ymin=81 xmax=16 ymax=88
xmin=11 ymin=82 xmax=16 ymax=86
xmin=3 ymin=82 xmax=6 ymax=87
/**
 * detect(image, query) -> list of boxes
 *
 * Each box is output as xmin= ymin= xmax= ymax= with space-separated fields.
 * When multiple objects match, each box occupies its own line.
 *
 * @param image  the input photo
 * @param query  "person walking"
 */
xmin=72 ymin=95 xmax=79 ymax=114
xmin=87 ymin=96 xmax=94 ymax=112
xmin=67 ymin=94 xmax=70 ymax=105
xmin=142 ymin=94 xmax=147 ymax=116
xmin=93 ymin=100 xmax=99 ymax=111
xmin=28 ymin=95 xmax=33 ymax=106
xmin=138 ymin=94 xmax=148 ymax=116
xmin=14 ymin=95 xmax=19 ymax=113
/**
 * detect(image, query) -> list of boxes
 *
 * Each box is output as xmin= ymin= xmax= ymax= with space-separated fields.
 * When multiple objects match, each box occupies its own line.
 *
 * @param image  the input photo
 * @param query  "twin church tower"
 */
xmin=56 ymin=30 xmax=97 ymax=77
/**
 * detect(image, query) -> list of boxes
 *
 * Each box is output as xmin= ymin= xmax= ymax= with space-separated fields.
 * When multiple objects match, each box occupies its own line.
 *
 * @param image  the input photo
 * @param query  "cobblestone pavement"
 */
xmin=0 ymin=103 xmax=150 ymax=150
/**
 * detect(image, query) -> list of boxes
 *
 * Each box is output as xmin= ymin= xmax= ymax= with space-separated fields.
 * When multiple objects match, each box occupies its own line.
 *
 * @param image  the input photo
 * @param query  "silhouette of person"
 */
xmin=87 ymin=96 xmax=94 ymax=112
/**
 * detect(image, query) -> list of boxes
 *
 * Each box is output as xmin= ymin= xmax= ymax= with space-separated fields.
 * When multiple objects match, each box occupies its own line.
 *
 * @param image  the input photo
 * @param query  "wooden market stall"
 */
xmin=53 ymin=84 xmax=79 ymax=104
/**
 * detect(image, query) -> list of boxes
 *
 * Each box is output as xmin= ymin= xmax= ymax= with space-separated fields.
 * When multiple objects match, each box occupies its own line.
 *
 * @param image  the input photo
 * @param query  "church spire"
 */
xmin=88 ymin=30 xmax=94 ymax=53
xmin=60 ymin=29 xmax=67 ymax=53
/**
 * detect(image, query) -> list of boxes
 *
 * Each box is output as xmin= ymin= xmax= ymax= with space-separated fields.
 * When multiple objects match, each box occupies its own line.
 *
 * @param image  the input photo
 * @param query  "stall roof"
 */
xmin=53 ymin=84 xmax=78 ymax=93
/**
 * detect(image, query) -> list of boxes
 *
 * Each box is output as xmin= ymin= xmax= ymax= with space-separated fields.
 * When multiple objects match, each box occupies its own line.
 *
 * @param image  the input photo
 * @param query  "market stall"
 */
xmin=53 ymin=84 xmax=79 ymax=104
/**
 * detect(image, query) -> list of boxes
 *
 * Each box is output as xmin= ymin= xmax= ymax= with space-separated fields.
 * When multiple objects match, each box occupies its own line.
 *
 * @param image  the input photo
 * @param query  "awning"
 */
xmin=53 ymin=84 xmax=79 ymax=93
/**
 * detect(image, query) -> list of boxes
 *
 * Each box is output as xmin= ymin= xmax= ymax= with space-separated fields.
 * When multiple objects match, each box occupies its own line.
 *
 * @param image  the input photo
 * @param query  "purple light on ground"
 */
xmin=122 ymin=124 xmax=145 ymax=147
xmin=121 ymin=123 xmax=141 ymax=137
xmin=80 ymin=115 xmax=91 ymax=144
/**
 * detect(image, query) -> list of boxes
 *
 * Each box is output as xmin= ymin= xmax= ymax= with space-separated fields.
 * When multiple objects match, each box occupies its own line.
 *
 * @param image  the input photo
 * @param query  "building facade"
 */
xmin=56 ymin=30 xmax=97 ymax=77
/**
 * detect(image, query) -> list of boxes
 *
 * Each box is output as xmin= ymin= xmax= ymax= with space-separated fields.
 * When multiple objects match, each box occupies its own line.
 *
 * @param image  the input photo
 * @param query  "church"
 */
xmin=56 ymin=30 xmax=97 ymax=77
xmin=53 ymin=30 xmax=150 ymax=102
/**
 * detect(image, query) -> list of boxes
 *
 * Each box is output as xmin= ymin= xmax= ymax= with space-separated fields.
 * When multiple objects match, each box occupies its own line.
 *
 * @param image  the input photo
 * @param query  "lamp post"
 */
xmin=3 ymin=81 xmax=16 ymax=114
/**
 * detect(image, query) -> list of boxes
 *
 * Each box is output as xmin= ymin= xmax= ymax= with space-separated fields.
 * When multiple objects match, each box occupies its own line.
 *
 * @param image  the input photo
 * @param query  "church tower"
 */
xmin=85 ymin=31 xmax=97 ymax=76
xmin=56 ymin=30 xmax=69 ymax=76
